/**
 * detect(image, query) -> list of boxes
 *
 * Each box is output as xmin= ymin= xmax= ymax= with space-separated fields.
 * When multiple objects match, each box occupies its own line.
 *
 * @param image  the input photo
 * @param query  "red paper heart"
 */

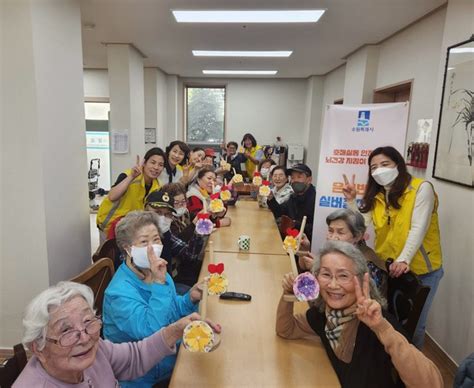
xmin=286 ymin=228 xmax=299 ymax=237
xmin=197 ymin=213 xmax=210 ymax=220
xmin=253 ymin=171 xmax=261 ymax=177
xmin=210 ymin=193 xmax=220 ymax=200
xmin=208 ymin=262 xmax=224 ymax=274
xmin=262 ymin=180 xmax=270 ymax=186
xmin=221 ymin=185 xmax=230 ymax=191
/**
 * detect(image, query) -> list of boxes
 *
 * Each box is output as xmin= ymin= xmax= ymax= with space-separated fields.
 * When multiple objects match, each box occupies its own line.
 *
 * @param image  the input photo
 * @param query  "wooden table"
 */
xmin=170 ymin=250 xmax=340 ymax=388
xmin=207 ymin=201 xmax=287 ymax=255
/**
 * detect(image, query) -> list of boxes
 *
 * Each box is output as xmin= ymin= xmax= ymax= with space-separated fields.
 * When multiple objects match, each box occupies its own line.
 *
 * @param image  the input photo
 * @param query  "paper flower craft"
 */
xmin=252 ymin=172 xmax=262 ymax=186
xmin=207 ymin=262 xmax=228 ymax=295
xmin=182 ymin=321 xmax=216 ymax=353
xmin=258 ymin=180 xmax=271 ymax=196
xmin=293 ymin=272 xmax=320 ymax=301
xmin=209 ymin=193 xmax=225 ymax=213
xmin=220 ymin=160 xmax=231 ymax=171
xmin=283 ymin=228 xmax=299 ymax=252
xmin=220 ymin=185 xmax=232 ymax=201
xmin=195 ymin=213 xmax=213 ymax=235
xmin=232 ymin=174 xmax=243 ymax=184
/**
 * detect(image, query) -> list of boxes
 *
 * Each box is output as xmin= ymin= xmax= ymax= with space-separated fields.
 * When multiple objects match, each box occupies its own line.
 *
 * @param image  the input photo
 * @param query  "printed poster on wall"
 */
xmin=311 ymin=103 xmax=409 ymax=252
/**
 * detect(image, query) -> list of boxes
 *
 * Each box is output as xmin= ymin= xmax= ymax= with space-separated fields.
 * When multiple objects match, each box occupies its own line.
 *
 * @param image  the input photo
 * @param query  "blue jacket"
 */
xmin=103 ymin=263 xmax=198 ymax=387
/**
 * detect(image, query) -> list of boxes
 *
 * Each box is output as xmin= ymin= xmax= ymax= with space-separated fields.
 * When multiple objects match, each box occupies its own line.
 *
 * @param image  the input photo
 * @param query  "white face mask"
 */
xmin=260 ymin=168 xmax=270 ymax=178
xmin=157 ymin=215 xmax=172 ymax=233
xmin=130 ymin=244 xmax=163 ymax=269
xmin=173 ymin=207 xmax=188 ymax=217
xmin=371 ymin=167 xmax=399 ymax=186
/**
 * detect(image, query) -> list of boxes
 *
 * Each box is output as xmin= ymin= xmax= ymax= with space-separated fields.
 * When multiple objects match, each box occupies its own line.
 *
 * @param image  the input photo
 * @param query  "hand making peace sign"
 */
xmin=354 ymin=273 xmax=383 ymax=329
xmin=342 ymin=173 xmax=357 ymax=201
xmin=131 ymin=155 xmax=143 ymax=178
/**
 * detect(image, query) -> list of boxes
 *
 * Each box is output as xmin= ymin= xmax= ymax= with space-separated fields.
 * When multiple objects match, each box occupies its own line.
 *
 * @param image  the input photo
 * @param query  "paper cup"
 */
xmin=238 ymin=235 xmax=250 ymax=251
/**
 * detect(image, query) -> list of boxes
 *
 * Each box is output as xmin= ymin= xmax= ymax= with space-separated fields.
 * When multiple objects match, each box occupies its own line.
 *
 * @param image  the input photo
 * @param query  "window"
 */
xmin=185 ymin=86 xmax=225 ymax=144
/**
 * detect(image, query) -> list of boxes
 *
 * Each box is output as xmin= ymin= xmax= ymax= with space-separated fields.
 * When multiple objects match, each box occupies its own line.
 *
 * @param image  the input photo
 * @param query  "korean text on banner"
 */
xmin=311 ymin=103 xmax=409 ymax=251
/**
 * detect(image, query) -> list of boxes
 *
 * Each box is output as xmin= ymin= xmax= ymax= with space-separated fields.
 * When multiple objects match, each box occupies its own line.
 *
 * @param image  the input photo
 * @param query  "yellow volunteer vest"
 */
xmin=372 ymin=178 xmax=442 ymax=275
xmin=96 ymin=169 xmax=161 ymax=233
xmin=244 ymin=146 xmax=262 ymax=177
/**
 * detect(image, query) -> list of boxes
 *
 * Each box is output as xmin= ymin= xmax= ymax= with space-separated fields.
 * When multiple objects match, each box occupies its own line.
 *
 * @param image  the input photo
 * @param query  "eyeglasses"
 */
xmin=317 ymin=271 xmax=355 ymax=286
xmin=46 ymin=317 xmax=102 ymax=347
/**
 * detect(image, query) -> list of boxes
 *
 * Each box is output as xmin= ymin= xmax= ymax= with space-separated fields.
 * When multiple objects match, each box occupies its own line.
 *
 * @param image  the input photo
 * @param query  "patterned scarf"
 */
xmin=325 ymin=305 xmax=359 ymax=363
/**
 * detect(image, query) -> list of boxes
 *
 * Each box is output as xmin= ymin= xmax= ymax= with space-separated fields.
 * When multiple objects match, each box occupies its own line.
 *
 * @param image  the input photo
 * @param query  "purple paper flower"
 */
xmin=196 ymin=219 xmax=213 ymax=235
xmin=293 ymin=273 xmax=319 ymax=301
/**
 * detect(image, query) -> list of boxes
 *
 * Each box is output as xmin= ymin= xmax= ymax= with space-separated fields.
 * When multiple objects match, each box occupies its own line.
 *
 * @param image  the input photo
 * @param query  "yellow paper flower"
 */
xmin=220 ymin=190 xmax=232 ymax=201
xmin=232 ymin=174 xmax=243 ymax=183
xmin=252 ymin=176 xmax=262 ymax=186
xmin=183 ymin=321 xmax=215 ymax=352
xmin=208 ymin=273 xmax=228 ymax=295
xmin=283 ymin=236 xmax=298 ymax=252
xmin=259 ymin=185 xmax=271 ymax=196
xmin=210 ymin=198 xmax=225 ymax=213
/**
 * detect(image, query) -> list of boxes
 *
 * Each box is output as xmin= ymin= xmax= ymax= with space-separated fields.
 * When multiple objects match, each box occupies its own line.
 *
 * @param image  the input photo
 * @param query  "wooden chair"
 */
xmin=92 ymin=238 xmax=122 ymax=270
xmin=385 ymin=259 xmax=430 ymax=341
xmin=0 ymin=344 xmax=27 ymax=387
xmin=70 ymin=258 xmax=115 ymax=315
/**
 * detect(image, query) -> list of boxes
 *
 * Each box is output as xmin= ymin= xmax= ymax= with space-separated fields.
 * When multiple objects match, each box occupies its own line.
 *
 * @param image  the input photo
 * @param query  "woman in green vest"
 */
xmin=96 ymin=147 xmax=165 ymax=240
xmin=342 ymin=146 xmax=443 ymax=349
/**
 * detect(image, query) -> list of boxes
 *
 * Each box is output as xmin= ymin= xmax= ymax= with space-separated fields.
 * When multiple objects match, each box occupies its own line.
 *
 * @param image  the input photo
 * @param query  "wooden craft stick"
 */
xmin=200 ymin=282 xmax=208 ymax=320
xmin=232 ymin=167 xmax=237 ymax=176
xmin=209 ymin=241 xmax=214 ymax=264
xmin=297 ymin=216 xmax=307 ymax=251
xmin=288 ymin=248 xmax=298 ymax=276
xmin=212 ymin=181 xmax=215 ymax=194
xmin=224 ymin=178 xmax=227 ymax=186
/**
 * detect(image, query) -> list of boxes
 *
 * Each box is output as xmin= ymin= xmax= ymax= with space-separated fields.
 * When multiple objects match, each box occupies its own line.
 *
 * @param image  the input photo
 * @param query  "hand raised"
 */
xmin=298 ymin=252 xmax=314 ymax=271
xmin=147 ymin=245 xmax=167 ymax=284
xmin=189 ymin=281 xmax=204 ymax=303
xmin=281 ymin=272 xmax=296 ymax=293
xmin=342 ymin=173 xmax=357 ymax=201
xmin=354 ymin=273 xmax=383 ymax=329
xmin=131 ymin=155 xmax=143 ymax=178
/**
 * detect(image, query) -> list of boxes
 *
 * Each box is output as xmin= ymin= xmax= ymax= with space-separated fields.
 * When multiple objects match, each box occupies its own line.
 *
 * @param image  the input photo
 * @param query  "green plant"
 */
xmin=449 ymin=88 xmax=474 ymax=167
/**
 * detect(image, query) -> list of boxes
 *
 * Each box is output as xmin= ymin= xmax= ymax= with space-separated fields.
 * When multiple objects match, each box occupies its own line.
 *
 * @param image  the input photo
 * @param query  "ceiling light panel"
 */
xmin=203 ymin=70 xmax=278 ymax=75
xmin=193 ymin=50 xmax=292 ymax=57
xmin=173 ymin=10 xmax=325 ymax=23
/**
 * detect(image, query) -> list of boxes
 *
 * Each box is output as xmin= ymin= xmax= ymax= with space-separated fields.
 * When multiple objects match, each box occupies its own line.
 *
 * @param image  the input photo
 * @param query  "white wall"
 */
xmin=425 ymin=0 xmax=474 ymax=364
xmin=178 ymin=77 xmax=308 ymax=148
xmin=376 ymin=7 xmax=447 ymax=150
xmin=83 ymin=68 xmax=109 ymax=99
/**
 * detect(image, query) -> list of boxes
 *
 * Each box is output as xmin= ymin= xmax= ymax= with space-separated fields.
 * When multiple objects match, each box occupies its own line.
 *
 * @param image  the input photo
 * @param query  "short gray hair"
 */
xmin=22 ymin=281 xmax=94 ymax=351
xmin=326 ymin=209 xmax=366 ymax=240
xmin=311 ymin=240 xmax=386 ymax=310
xmin=115 ymin=211 xmax=160 ymax=252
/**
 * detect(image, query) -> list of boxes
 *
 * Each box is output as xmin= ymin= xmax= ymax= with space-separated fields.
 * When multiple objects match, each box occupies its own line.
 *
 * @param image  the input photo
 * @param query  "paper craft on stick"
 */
xmin=283 ymin=228 xmax=299 ymax=252
xmin=220 ymin=185 xmax=232 ymax=201
xmin=195 ymin=213 xmax=213 ymax=235
xmin=182 ymin=283 xmax=217 ymax=353
xmin=209 ymin=193 xmax=225 ymax=213
xmin=252 ymin=171 xmax=262 ymax=186
xmin=207 ymin=241 xmax=228 ymax=295
xmin=232 ymin=168 xmax=243 ymax=184
xmin=258 ymin=180 xmax=271 ymax=196
xmin=293 ymin=272 xmax=319 ymax=301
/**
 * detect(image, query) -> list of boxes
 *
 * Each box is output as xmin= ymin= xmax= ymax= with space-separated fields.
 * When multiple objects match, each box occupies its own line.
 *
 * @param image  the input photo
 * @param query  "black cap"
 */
xmin=145 ymin=191 xmax=175 ymax=211
xmin=287 ymin=163 xmax=312 ymax=177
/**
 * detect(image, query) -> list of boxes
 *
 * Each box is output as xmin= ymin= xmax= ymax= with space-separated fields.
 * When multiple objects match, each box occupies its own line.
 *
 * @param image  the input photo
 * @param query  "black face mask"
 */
xmin=291 ymin=182 xmax=308 ymax=194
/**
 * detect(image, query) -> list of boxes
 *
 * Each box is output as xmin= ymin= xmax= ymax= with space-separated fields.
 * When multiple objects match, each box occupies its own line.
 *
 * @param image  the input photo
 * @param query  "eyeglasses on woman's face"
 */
xmin=46 ymin=317 xmax=102 ymax=347
xmin=317 ymin=270 xmax=355 ymax=286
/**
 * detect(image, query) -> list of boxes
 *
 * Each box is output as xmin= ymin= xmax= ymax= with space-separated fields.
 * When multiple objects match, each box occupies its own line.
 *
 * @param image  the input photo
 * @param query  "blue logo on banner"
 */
xmin=352 ymin=110 xmax=374 ymax=133
xmin=357 ymin=111 xmax=371 ymax=127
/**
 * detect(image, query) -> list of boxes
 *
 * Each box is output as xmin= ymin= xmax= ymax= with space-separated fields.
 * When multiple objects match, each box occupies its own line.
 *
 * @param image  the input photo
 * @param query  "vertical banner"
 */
xmin=311 ymin=103 xmax=409 ymax=251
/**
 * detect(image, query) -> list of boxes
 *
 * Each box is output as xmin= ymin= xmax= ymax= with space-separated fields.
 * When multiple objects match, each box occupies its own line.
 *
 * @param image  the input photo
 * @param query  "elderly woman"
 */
xmin=298 ymin=208 xmax=387 ymax=295
xmin=14 ymin=281 xmax=214 ymax=387
xmin=102 ymin=211 xmax=208 ymax=387
xmin=269 ymin=166 xmax=293 ymax=205
xmin=186 ymin=167 xmax=231 ymax=227
xmin=276 ymin=241 xmax=442 ymax=388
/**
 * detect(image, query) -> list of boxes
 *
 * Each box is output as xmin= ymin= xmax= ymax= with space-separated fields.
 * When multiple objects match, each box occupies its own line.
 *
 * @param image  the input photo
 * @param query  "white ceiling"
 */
xmin=80 ymin=0 xmax=446 ymax=78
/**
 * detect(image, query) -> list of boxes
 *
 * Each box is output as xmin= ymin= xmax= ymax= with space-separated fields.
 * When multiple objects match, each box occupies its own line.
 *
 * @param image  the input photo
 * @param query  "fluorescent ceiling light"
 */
xmin=203 ymin=70 xmax=278 ymax=75
xmin=193 ymin=50 xmax=292 ymax=57
xmin=451 ymin=47 xmax=474 ymax=54
xmin=173 ymin=10 xmax=325 ymax=23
